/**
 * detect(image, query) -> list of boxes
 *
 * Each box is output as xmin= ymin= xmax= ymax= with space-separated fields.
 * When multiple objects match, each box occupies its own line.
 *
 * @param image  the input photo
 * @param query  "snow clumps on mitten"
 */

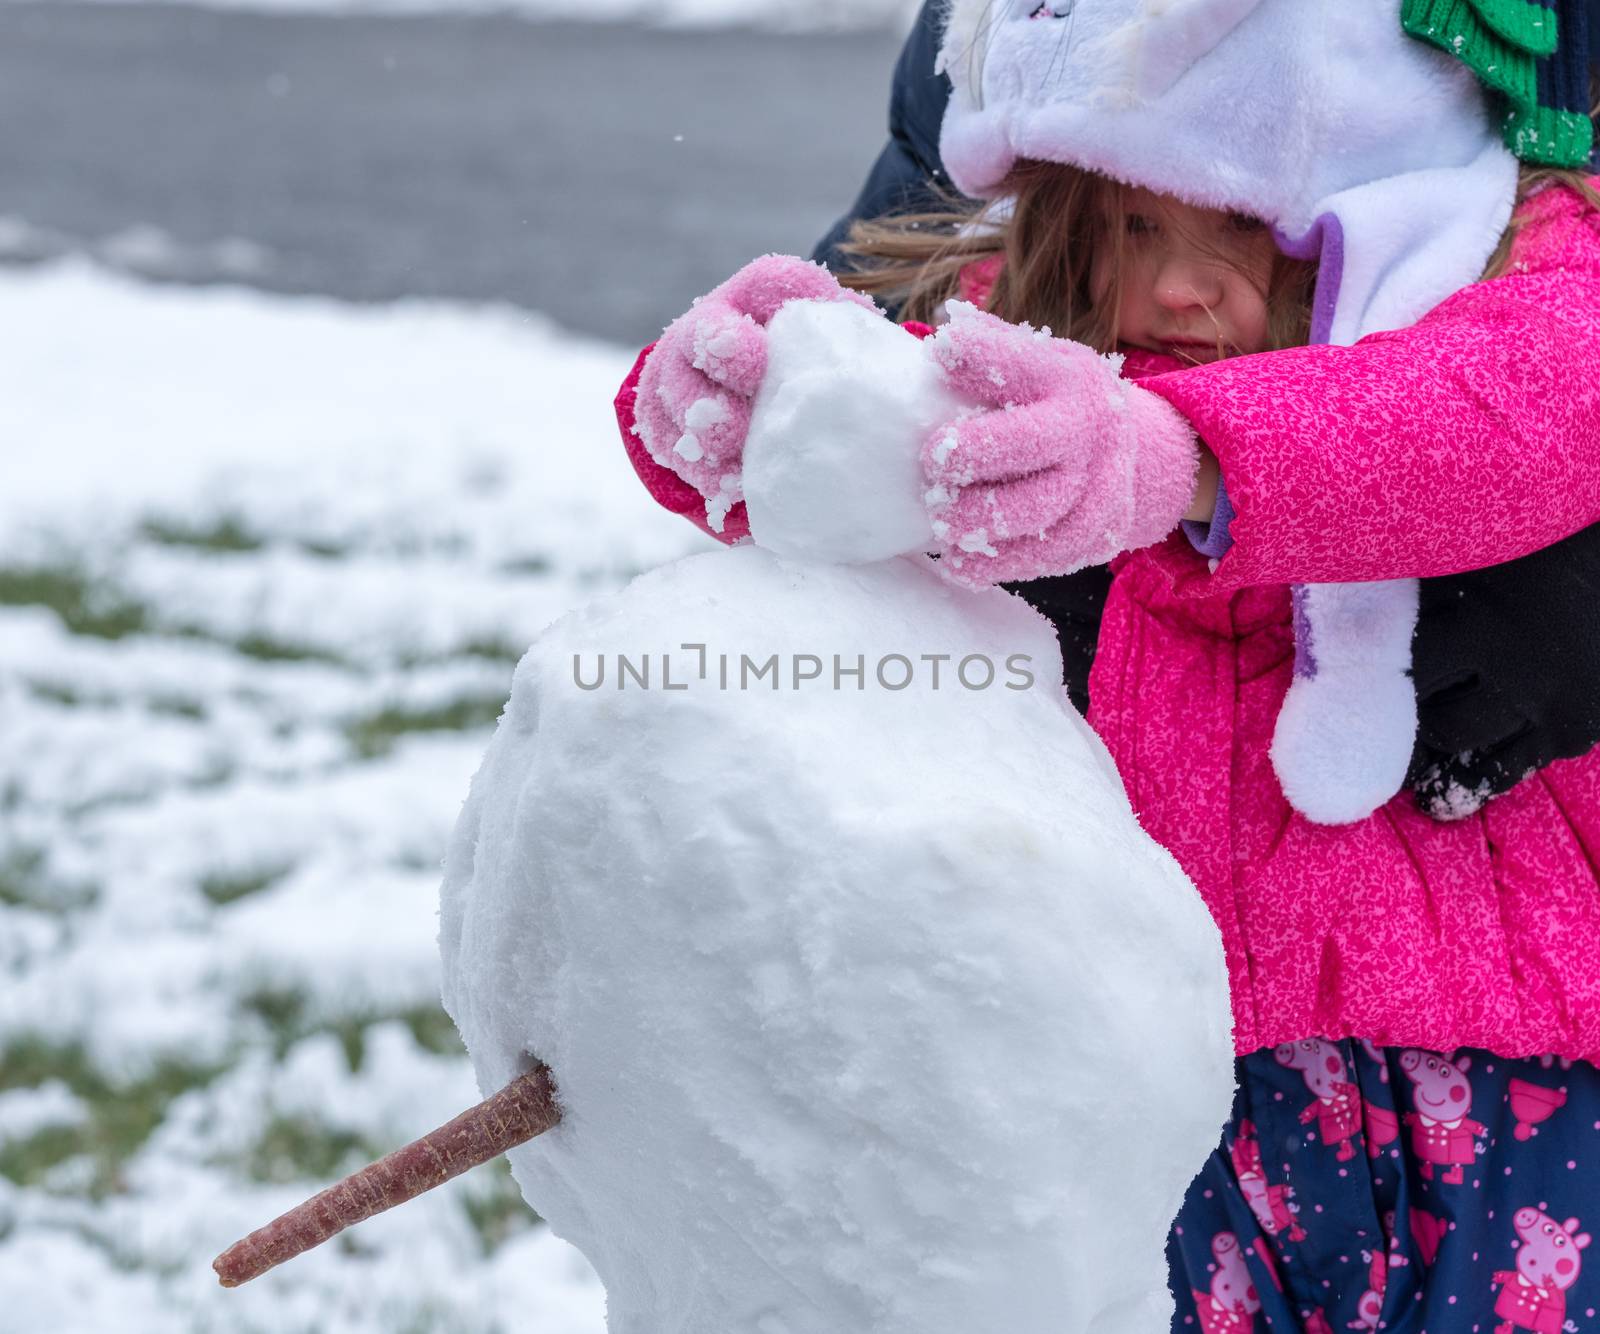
xmin=922 ymin=302 xmax=1201 ymax=587
xmin=633 ymin=254 xmax=879 ymax=534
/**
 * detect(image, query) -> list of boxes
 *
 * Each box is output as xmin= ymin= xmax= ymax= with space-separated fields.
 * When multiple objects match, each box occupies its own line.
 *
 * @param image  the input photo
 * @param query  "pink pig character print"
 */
xmin=1193 ymin=1232 xmax=1262 ymax=1334
xmin=1492 ymin=1207 xmax=1591 ymax=1334
xmin=1230 ymin=1120 xmax=1307 ymax=1243
xmin=1348 ymin=1247 xmax=1390 ymax=1331
xmin=1276 ymin=1039 xmax=1362 ymax=1161
xmin=1400 ymin=1049 xmax=1487 ymax=1185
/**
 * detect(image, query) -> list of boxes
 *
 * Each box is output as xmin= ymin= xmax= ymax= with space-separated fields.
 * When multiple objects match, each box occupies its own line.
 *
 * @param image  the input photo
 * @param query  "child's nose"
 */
xmin=1152 ymin=253 xmax=1224 ymax=313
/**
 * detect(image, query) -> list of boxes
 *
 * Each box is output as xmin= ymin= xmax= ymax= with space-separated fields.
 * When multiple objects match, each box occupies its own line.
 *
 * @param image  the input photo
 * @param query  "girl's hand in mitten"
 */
xmin=633 ymin=254 xmax=879 ymax=533
xmin=921 ymin=302 xmax=1201 ymax=586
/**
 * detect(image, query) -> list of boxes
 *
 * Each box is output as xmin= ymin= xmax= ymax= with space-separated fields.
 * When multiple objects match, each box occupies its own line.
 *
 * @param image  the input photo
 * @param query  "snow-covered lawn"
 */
xmin=0 ymin=262 xmax=709 ymax=1331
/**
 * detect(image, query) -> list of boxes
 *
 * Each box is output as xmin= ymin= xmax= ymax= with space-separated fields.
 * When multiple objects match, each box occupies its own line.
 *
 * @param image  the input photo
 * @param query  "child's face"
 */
xmin=1093 ymin=186 xmax=1280 ymax=363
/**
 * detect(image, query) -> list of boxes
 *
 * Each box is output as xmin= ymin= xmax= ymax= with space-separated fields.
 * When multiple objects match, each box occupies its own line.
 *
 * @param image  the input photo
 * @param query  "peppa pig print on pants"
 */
xmin=1276 ymin=1039 xmax=1364 ymax=1161
xmin=1168 ymin=1044 xmax=1600 ymax=1333
xmin=1230 ymin=1119 xmax=1306 ymax=1244
xmin=1491 ymin=1208 xmax=1591 ymax=1334
xmin=1400 ymin=1049 xmax=1488 ymax=1184
xmin=1191 ymin=1232 xmax=1263 ymax=1334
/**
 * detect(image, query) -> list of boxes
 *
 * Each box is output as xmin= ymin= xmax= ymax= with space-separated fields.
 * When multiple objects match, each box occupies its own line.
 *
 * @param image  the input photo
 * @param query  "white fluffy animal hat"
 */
xmin=937 ymin=0 xmax=1520 ymax=344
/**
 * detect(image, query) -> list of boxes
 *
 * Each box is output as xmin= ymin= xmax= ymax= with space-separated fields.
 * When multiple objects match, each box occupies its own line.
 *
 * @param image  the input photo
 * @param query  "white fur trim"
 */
xmin=1270 ymin=580 xmax=1421 ymax=826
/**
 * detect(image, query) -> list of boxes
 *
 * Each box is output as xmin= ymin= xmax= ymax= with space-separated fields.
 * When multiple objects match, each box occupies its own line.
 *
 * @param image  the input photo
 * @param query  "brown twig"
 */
xmin=213 ymin=1063 xmax=560 ymax=1287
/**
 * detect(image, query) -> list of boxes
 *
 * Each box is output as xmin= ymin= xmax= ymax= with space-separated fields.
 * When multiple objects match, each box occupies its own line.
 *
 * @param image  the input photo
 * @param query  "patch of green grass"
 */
xmin=394 ymin=640 xmax=522 ymax=670
xmin=222 ymin=630 xmax=345 ymax=665
xmin=244 ymin=1112 xmax=378 ymax=1185
xmin=139 ymin=516 xmax=264 ymax=553
xmin=146 ymin=695 xmax=206 ymax=721
xmin=297 ymin=537 xmax=350 ymax=559
xmin=0 ymin=847 xmax=96 ymax=914
xmin=239 ymin=986 xmax=310 ymax=1058
xmin=135 ymin=518 xmax=354 ymax=562
xmin=402 ymin=1004 xmax=465 ymax=1058
xmin=498 ymin=555 xmax=554 ymax=577
xmin=461 ymin=1155 xmax=541 ymax=1256
xmin=0 ymin=566 xmax=150 ymax=640
xmin=0 ymin=848 xmax=47 ymax=909
xmin=0 ymin=1123 xmax=88 ymax=1191
xmin=238 ymin=988 xmax=465 ymax=1067
xmin=26 ymin=679 xmax=82 ymax=707
xmin=0 ymin=1035 xmax=224 ymax=1196
xmin=460 ymin=638 xmax=525 ymax=665
xmin=198 ymin=863 xmax=293 ymax=907
xmin=25 ymin=682 xmax=205 ymax=722
xmin=238 ymin=986 xmax=362 ymax=1070
xmin=344 ymin=695 xmax=507 ymax=759
xmin=0 ymin=564 xmax=347 ymax=665
xmin=189 ymin=757 xmax=237 ymax=791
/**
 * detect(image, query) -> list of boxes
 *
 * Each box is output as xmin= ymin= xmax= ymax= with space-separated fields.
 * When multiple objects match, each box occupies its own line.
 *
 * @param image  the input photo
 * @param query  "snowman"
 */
xmin=212 ymin=297 xmax=1236 ymax=1331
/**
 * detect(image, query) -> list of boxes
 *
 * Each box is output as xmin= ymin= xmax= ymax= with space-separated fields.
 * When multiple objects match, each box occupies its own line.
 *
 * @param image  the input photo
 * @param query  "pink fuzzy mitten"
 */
xmin=923 ymin=303 xmax=1201 ymax=586
xmin=633 ymin=254 xmax=879 ymax=534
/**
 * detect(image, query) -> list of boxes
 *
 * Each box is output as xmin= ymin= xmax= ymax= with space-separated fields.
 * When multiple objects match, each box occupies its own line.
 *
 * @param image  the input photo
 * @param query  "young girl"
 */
xmin=615 ymin=2 xmax=1600 ymax=1329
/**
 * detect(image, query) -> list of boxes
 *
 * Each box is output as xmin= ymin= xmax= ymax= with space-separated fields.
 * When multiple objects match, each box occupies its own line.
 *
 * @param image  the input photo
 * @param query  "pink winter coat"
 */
xmin=616 ymin=181 xmax=1600 ymax=1063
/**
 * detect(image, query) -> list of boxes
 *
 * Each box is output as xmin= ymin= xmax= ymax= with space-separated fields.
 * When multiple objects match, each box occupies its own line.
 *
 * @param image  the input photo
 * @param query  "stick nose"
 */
xmin=212 ymin=1063 xmax=560 ymax=1288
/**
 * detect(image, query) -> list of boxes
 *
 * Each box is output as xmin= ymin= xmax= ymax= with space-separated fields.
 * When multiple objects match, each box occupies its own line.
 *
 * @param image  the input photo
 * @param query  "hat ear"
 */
xmin=1135 ymin=0 xmax=1269 ymax=97
xmin=938 ymin=0 xmax=1007 ymax=87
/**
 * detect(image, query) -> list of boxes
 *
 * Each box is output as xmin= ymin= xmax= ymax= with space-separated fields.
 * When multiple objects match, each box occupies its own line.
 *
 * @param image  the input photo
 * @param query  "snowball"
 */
xmin=742 ymin=300 xmax=959 ymax=565
xmin=439 ymin=545 xmax=1234 ymax=1334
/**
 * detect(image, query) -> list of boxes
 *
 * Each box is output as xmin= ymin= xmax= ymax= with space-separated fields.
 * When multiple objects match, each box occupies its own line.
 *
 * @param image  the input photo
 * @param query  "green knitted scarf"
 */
xmin=1402 ymin=0 xmax=1594 ymax=167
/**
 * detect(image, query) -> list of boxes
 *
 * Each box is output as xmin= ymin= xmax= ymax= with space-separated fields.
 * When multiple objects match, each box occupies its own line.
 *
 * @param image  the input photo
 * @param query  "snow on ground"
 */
xmin=3 ymin=0 xmax=919 ymax=30
xmin=0 ymin=261 xmax=709 ymax=1331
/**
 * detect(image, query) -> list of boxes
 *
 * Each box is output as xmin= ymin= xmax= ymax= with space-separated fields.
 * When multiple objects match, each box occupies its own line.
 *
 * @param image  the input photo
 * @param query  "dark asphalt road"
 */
xmin=0 ymin=4 xmax=904 ymax=343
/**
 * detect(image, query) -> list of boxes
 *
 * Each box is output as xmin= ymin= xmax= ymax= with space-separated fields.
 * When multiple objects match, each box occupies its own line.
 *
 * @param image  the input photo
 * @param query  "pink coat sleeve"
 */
xmin=1138 ymin=183 xmax=1600 ymax=593
xmin=613 ymin=320 xmax=937 ymax=546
